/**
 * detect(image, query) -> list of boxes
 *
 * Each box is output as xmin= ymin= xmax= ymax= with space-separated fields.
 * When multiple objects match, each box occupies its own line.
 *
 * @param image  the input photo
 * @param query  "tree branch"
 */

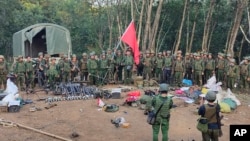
xmin=240 ymin=25 xmax=250 ymax=44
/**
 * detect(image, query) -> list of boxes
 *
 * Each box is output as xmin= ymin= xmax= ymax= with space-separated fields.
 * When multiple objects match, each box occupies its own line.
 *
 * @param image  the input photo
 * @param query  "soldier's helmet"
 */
xmin=38 ymin=52 xmax=43 ymax=56
xmin=82 ymin=53 xmax=87 ymax=56
xmin=0 ymin=55 xmax=4 ymax=60
xmin=205 ymin=91 xmax=216 ymax=101
xmin=159 ymin=83 xmax=169 ymax=92
xmin=146 ymin=50 xmax=150 ymax=54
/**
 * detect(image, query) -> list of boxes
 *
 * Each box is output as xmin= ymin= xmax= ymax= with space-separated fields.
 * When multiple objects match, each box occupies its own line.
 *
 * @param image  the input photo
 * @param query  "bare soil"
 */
xmin=0 ymin=85 xmax=250 ymax=141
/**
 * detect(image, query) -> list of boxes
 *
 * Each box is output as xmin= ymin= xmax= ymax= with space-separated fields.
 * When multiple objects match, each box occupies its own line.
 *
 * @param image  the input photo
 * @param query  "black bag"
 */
xmin=147 ymin=98 xmax=167 ymax=125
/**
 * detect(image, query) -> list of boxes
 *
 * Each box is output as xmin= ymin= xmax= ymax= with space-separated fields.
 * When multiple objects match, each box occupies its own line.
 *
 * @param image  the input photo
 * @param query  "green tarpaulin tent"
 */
xmin=12 ymin=23 xmax=72 ymax=57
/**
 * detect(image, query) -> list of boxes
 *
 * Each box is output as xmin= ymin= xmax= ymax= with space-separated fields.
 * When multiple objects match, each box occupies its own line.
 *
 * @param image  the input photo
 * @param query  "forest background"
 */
xmin=0 ymin=0 xmax=250 ymax=63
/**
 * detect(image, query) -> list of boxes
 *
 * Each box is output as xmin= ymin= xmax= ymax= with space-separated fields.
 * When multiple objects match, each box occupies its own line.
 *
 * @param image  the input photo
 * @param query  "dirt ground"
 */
xmin=0 ymin=85 xmax=250 ymax=141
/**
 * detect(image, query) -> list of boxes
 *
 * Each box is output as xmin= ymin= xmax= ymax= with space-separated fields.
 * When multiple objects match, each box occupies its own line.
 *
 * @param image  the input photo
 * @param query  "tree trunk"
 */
xmin=142 ymin=0 xmax=154 ymax=51
xmin=174 ymin=0 xmax=188 ymax=54
xmin=137 ymin=0 xmax=145 ymax=50
xmin=238 ymin=38 xmax=245 ymax=62
xmin=207 ymin=22 xmax=216 ymax=52
xmin=188 ymin=4 xmax=199 ymax=53
xmin=227 ymin=0 xmax=248 ymax=56
xmin=149 ymin=0 xmax=164 ymax=52
xmin=201 ymin=0 xmax=216 ymax=52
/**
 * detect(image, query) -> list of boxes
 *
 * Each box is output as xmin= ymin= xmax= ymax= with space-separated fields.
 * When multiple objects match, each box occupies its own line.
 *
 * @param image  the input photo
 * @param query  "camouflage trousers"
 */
xmin=216 ymin=69 xmax=224 ymax=82
xmin=26 ymin=71 xmax=35 ymax=89
xmin=143 ymin=67 xmax=152 ymax=80
xmin=17 ymin=73 xmax=25 ymax=90
xmin=155 ymin=68 xmax=163 ymax=82
xmin=62 ymin=72 xmax=70 ymax=83
xmin=152 ymin=118 xmax=170 ymax=141
xmin=0 ymin=74 xmax=6 ymax=89
xmin=227 ymin=77 xmax=235 ymax=89
xmin=194 ymin=71 xmax=202 ymax=86
xmin=202 ymin=129 xmax=220 ymax=141
xmin=81 ymin=70 xmax=88 ymax=81
xmin=174 ymin=71 xmax=183 ymax=86
xmin=240 ymin=74 xmax=249 ymax=89
xmin=124 ymin=67 xmax=132 ymax=84
xmin=205 ymin=69 xmax=213 ymax=81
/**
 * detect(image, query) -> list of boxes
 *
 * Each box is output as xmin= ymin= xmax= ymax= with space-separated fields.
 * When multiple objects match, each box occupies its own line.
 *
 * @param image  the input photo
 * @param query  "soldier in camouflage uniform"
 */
xmin=226 ymin=59 xmax=239 ymax=89
xmin=15 ymin=56 xmax=26 ymax=91
xmin=163 ymin=51 xmax=172 ymax=84
xmin=155 ymin=52 xmax=164 ymax=82
xmin=70 ymin=54 xmax=80 ymax=81
xmin=239 ymin=57 xmax=249 ymax=89
xmin=47 ymin=57 xmax=59 ymax=89
xmin=0 ymin=55 xmax=8 ymax=89
xmin=192 ymin=53 xmax=205 ymax=86
xmin=36 ymin=52 xmax=47 ymax=87
xmin=80 ymin=53 xmax=89 ymax=81
xmin=114 ymin=49 xmax=124 ymax=82
xmin=205 ymin=53 xmax=215 ymax=81
xmin=88 ymin=52 xmax=99 ymax=85
xmin=184 ymin=53 xmax=192 ymax=80
xmin=137 ymin=53 xmax=144 ymax=76
xmin=25 ymin=56 xmax=35 ymax=89
xmin=150 ymin=50 xmax=156 ymax=78
xmin=99 ymin=54 xmax=109 ymax=84
xmin=143 ymin=50 xmax=152 ymax=80
xmin=123 ymin=50 xmax=134 ymax=84
xmin=57 ymin=53 xmax=65 ymax=82
xmin=172 ymin=55 xmax=185 ymax=86
xmin=202 ymin=53 xmax=208 ymax=84
xmin=215 ymin=53 xmax=225 ymax=83
xmin=62 ymin=55 xmax=71 ymax=83
xmin=106 ymin=48 xmax=115 ymax=73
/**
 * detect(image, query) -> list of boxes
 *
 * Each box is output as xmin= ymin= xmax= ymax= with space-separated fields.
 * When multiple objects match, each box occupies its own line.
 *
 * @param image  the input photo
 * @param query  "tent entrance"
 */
xmin=24 ymin=28 xmax=47 ymax=58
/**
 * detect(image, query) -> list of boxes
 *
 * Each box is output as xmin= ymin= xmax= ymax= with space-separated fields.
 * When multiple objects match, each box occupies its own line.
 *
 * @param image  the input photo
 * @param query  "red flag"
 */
xmin=121 ymin=21 xmax=140 ymax=65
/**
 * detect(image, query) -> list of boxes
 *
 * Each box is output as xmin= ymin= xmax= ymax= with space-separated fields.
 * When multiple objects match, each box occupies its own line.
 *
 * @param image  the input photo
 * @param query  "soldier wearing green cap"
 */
xmin=226 ymin=59 xmax=238 ymax=89
xmin=216 ymin=53 xmax=225 ymax=83
xmin=62 ymin=55 xmax=71 ymax=82
xmin=163 ymin=51 xmax=172 ymax=83
xmin=192 ymin=53 xmax=205 ymax=86
xmin=155 ymin=52 xmax=164 ymax=82
xmin=114 ymin=49 xmax=124 ymax=82
xmin=205 ymin=53 xmax=215 ymax=81
xmin=122 ymin=50 xmax=134 ymax=84
xmin=239 ymin=57 xmax=249 ymax=90
xmin=143 ymin=50 xmax=153 ymax=80
xmin=80 ymin=53 xmax=89 ymax=81
xmin=70 ymin=54 xmax=80 ymax=81
xmin=15 ymin=55 xmax=25 ymax=90
xmin=99 ymin=53 xmax=109 ymax=84
xmin=25 ymin=56 xmax=35 ymax=89
xmin=0 ymin=55 xmax=8 ymax=89
xmin=184 ymin=53 xmax=192 ymax=80
xmin=47 ymin=57 xmax=59 ymax=89
xmin=151 ymin=83 xmax=173 ymax=141
xmin=88 ymin=52 xmax=99 ymax=85
xmin=172 ymin=55 xmax=185 ymax=86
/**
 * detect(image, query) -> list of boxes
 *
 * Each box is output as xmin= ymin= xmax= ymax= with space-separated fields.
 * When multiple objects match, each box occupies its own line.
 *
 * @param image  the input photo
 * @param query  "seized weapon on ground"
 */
xmin=0 ymin=118 xmax=72 ymax=141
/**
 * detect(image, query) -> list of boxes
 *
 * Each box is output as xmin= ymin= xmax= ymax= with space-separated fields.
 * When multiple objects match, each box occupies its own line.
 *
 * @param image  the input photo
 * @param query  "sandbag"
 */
xmin=222 ymin=98 xmax=237 ymax=110
xmin=219 ymin=102 xmax=231 ymax=113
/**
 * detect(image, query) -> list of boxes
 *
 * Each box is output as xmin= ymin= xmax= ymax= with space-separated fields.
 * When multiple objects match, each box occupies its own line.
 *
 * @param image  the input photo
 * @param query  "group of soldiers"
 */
xmin=1 ymin=48 xmax=250 ymax=92
xmin=137 ymin=50 xmax=250 ymax=92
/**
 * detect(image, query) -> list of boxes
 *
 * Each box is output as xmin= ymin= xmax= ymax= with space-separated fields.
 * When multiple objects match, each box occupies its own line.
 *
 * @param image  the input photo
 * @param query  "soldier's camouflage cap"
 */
xmin=247 ymin=57 xmax=250 ymax=60
xmin=218 ymin=52 xmax=223 ymax=57
xmin=150 ymin=50 xmax=155 ymax=54
xmin=193 ymin=53 xmax=197 ymax=56
xmin=72 ymin=54 xmax=77 ymax=58
xmin=0 ymin=55 xmax=4 ymax=59
xmin=18 ymin=55 xmax=23 ymax=59
xmin=226 ymin=54 xmax=232 ymax=57
xmin=38 ymin=52 xmax=43 ymax=56
xmin=185 ymin=53 xmax=190 ymax=56
xmin=230 ymin=58 xmax=236 ymax=63
xmin=158 ymin=52 xmax=162 ymax=55
xmin=90 ymin=52 xmax=95 ymax=56
xmin=51 ymin=57 xmax=56 ymax=60
xmin=167 ymin=50 xmax=171 ymax=54
xmin=208 ymin=53 xmax=212 ymax=56
xmin=196 ymin=53 xmax=201 ymax=57
xmin=82 ymin=52 xmax=87 ymax=56
xmin=107 ymin=48 xmax=112 ymax=51
xmin=63 ymin=54 xmax=68 ymax=58
xmin=146 ymin=50 xmax=150 ymax=54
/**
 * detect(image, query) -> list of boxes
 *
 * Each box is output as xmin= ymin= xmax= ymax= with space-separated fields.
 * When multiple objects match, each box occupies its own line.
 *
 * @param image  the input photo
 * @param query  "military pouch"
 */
xmin=196 ymin=117 xmax=208 ymax=133
xmin=147 ymin=111 xmax=156 ymax=125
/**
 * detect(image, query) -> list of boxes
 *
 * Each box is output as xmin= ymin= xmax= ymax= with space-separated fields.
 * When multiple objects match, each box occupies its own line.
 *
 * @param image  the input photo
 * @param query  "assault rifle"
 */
xmin=216 ymin=100 xmax=224 ymax=137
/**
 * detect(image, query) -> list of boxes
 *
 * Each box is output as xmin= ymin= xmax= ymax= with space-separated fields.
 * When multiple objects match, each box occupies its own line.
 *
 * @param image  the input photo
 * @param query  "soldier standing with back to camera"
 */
xmin=80 ymin=53 xmax=89 ymax=81
xmin=0 ymin=55 xmax=8 ymax=89
xmin=15 ymin=55 xmax=26 ymax=91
